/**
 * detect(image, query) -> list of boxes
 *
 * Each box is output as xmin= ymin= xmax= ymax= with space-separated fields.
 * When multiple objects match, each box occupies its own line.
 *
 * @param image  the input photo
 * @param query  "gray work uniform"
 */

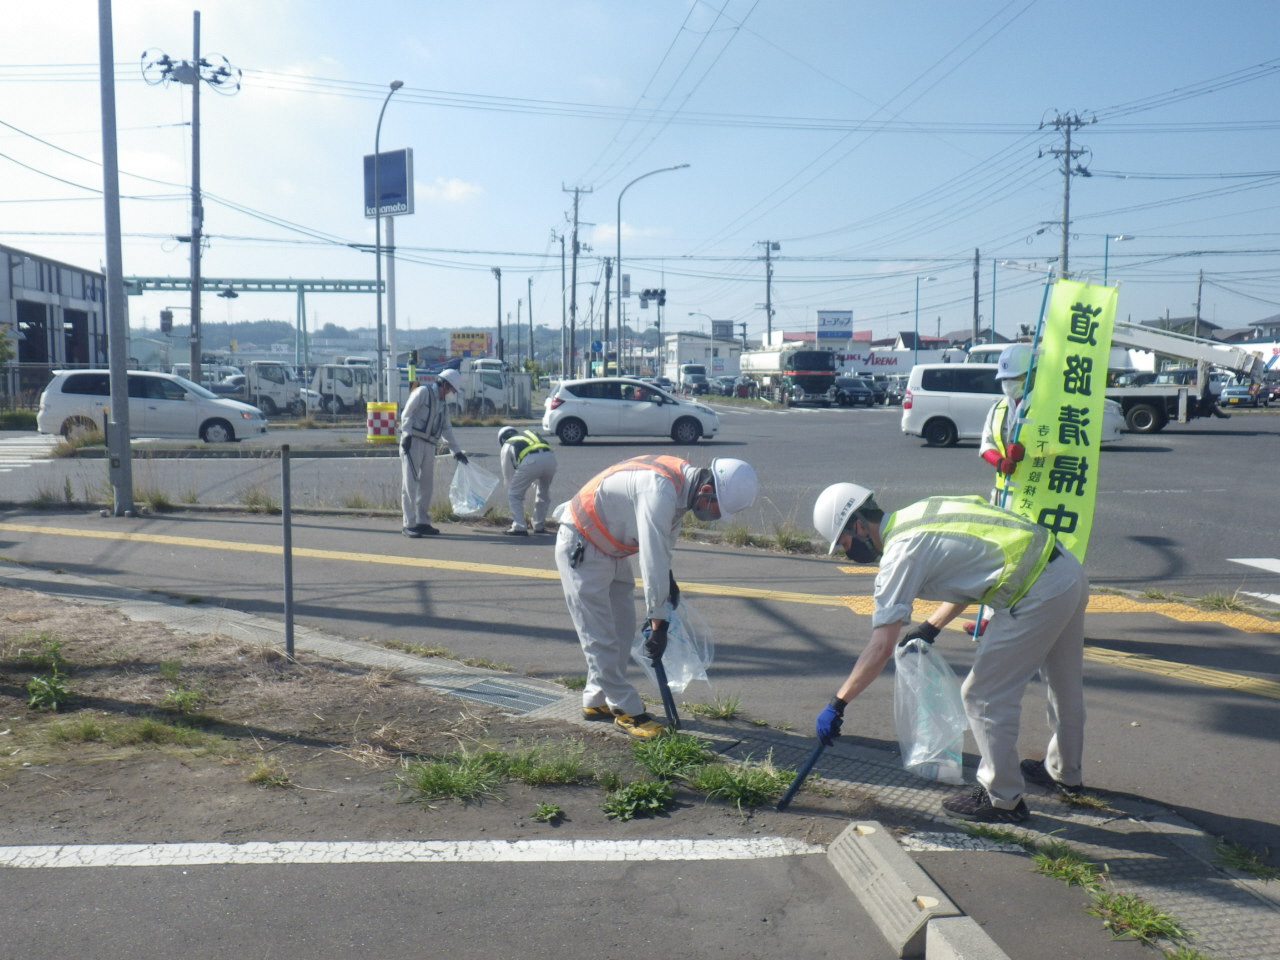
xmin=499 ymin=432 xmax=557 ymax=532
xmin=399 ymin=382 xmax=462 ymax=529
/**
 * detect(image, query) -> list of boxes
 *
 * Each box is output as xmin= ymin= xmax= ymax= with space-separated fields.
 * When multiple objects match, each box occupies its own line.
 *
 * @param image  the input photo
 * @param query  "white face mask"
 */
xmin=1001 ymin=378 xmax=1025 ymax=402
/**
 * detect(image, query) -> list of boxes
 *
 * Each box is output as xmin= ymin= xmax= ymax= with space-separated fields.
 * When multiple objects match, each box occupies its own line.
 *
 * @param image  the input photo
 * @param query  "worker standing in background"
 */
xmin=399 ymin=368 xmax=468 ymax=538
xmin=553 ymin=456 xmax=758 ymax=739
xmin=811 ymin=482 xmax=1090 ymax=824
xmin=497 ymin=426 xmax=557 ymax=536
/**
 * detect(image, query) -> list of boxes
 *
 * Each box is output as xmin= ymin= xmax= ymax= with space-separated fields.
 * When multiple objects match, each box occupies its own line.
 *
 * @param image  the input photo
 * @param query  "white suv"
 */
xmin=37 ymin=370 xmax=269 ymax=443
xmin=902 ymin=363 xmax=1124 ymax=447
xmin=542 ymin=377 xmax=719 ymax=445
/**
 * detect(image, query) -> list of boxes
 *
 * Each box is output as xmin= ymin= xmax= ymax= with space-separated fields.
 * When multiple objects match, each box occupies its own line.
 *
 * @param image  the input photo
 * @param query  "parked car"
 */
xmin=884 ymin=375 xmax=909 ymax=405
xmin=542 ymin=377 xmax=719 ymax=445
xmin=711 ymin=375 xmax=738 ymax=396
xmin=829 ymin=376 xmax=878 ymax=407
xmin=902 ymin=363 xmax=1123 ymax=447
xmin=1219 ymin=380 xmax=1269 ymax=408
xmin=37 ymin=369 xmax=269 ymax=443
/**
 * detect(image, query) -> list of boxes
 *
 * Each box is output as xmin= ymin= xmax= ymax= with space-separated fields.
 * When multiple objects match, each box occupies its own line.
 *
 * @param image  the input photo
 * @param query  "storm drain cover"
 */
xmin=451 ymin=679 xmax=561 ymax=714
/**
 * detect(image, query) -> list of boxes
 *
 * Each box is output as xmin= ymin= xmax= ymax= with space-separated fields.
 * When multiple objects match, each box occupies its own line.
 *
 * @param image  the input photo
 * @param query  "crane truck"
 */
xmin=739 ymin=345 xmax=837 ymax=406
xmin=1105 ymin=320 xmax=1268 ymax=433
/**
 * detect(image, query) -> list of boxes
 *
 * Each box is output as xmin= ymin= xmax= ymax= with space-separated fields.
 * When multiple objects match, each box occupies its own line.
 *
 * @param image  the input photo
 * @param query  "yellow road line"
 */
xmin=3 ymin=521 xmax=1278 ymax=699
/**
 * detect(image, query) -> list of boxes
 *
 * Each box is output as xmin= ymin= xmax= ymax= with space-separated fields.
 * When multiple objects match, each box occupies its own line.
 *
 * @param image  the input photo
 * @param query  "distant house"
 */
xmin=1247 ymin=313 xmax=1280 ymax=340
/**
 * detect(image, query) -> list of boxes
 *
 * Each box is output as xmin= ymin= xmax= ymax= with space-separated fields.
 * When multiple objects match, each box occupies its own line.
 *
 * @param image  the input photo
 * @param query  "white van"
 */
xmin=37 ymin=370 xmax=269 ymax=443
xmin=902 ymin=362 xmax=1124 ymax=447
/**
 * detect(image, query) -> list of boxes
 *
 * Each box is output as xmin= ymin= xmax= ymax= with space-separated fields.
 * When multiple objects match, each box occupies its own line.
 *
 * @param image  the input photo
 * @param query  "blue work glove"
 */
xmin=816 ymin=697 xmax=847 ymax=746
xmin=454 ymin=451 xmax=469 ymax=464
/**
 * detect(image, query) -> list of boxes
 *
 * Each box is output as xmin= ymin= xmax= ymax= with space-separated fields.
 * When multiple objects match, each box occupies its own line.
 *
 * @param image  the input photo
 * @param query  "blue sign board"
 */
xmin=363 ymin=148 xmax=414 ymax=218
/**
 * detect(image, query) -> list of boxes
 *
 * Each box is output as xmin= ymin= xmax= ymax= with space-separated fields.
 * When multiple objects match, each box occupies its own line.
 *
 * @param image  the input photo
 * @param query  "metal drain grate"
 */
xmin=451 ymin=678 xmax=561 ymax=714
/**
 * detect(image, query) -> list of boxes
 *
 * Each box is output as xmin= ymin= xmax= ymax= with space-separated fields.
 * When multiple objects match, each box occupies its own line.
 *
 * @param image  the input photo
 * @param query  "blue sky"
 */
xmin=4 ymin=0 xmax=1279 ymax=350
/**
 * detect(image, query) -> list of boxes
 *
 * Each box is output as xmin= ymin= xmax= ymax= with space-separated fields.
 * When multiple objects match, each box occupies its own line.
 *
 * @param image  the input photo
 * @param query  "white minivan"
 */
xmin=902 ymin=363 xmax=1124 ymax=447
xmin=37 ymin=370 xmax=269 ymax=443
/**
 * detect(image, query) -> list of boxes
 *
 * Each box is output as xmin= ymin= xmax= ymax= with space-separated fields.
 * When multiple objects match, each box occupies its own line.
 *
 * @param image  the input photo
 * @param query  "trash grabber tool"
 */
xmin=652 ymin=658 xmax=681 ymax=731
xmin=776 ymin=742 xmax=826 ymax=811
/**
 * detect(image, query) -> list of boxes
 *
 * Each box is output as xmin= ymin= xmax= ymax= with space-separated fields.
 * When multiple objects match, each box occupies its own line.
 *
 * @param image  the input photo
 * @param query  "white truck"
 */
xmin=208 ymin=360 xmax=304 ymax=417
xmin=311 ymin=363 xmax=374 ymax=414
xmin=739 ymin=345 xmax=838 ymax=406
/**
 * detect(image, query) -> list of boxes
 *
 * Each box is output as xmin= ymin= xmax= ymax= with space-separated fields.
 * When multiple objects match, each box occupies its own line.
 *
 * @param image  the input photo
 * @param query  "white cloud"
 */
xmin=417 ymin=177 xmax=482 ymax=204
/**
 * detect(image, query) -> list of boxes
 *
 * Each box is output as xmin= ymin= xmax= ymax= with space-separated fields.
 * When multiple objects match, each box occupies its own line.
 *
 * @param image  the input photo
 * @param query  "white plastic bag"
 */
xmin=449 ymin=460 xmax=500 ymax=517
xmin=630 ymin=600 xmax=714 ymax=696
xmin=893 ymin=638 xmax=967 ymax=784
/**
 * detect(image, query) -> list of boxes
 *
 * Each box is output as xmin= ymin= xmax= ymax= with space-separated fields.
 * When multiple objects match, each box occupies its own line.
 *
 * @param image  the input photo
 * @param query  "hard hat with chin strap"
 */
xmin=996 ymin=344 xmax=1034 ymax=381
xmin=813 ymin=482 xmax=880 ymax=554
xmin=497 ymin=426 xmax=519 ymax=446
xmin=438 ymin=368 xmax=462 ymax=392
xmin=709 ymin=458 xmax=758 ymax=519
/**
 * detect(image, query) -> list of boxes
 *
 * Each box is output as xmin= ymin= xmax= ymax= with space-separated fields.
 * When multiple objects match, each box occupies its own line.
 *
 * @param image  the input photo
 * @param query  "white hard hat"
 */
xmin=813 ymin=482 xmax=876 ymax=554
xmin=996 ymin=344 xmax=1034 ymax=381
xmin=438 ymin=368 xmax=463 ymax=391
xmin=497 ymin=426 xmax=519 ymax=445
xmin=709 ymin=458 xmax=758 ymax=519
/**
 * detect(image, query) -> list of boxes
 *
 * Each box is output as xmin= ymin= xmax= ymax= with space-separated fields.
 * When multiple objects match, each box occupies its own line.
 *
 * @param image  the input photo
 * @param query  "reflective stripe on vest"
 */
xmin=568 ymin=455 xmax=688 ymax=559
xmin=881 ymin=495 xmax=1055 ymax=609
xmin=508 ymin=429 xmax=551 ymax=465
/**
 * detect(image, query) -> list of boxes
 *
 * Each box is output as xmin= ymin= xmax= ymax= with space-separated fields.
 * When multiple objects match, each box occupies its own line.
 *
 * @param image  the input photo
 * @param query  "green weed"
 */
xmin=15 ymin=635 xmax=68 ymax=673
xmin=685 ymin=755 xmax=792 ymax=812
xmin=492 ymin=741 xmax=596 ymax=786
xmin=960 ymin=822 xmax=1034 ymax=848
xmin=1032 ymin=839 xmax=1105 ymax=888
xmin=1086 ymin=890 xmax=1192 ymax=946
xmin=247 ymin=762 xmax=294 ymax=788
xmin=163 ymin=684 xmax=208 ymax=714
xmin=1194 ymin=590 xmax=1248 ymax=612
xmin=395 ymin=753 xmax=504 ymax=805
xmin=602 ymin=781 xmax=676 ymax=821
xmin=532 ymin=803 xmax=565 ymax=824
xmin=240 ymin=486 xmax=280 ymax=514
xmin=27 ymin=669 xmax=71 ymax=711
xmin=1213 ymin=839 xmax=1279 ymax=881
xmin=684 ymin=695 xmax=742 ymax=721
xmin=556 ymin=676 xmax=588 ymax=691
xmin=632 ymin=733 xmax=714 ymax=781
xmin=772 ymin=522 xmax=811 ymax=553
xmin=136 ymin=485 xmax=175 ymax=512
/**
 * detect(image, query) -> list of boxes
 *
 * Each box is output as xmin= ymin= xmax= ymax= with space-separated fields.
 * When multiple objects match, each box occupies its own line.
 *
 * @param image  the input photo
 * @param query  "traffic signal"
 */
xmin=639 ymin=288 xmax=667 ymax=308
xmin=160 ymin=309 xmax=173 ymax=333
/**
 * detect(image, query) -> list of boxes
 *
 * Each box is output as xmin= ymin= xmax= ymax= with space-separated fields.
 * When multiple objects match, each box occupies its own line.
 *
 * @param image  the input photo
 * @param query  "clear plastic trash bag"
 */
xmin=449 ymin=460 xmax=500 ymax=517
xmin=893 ymin=638 xmax=967 ymax=784
xmin=630 ymin=600 xmax=714 ymax=697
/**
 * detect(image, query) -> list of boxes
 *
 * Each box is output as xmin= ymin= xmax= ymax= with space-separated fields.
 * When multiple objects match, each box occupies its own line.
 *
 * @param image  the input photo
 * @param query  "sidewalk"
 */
xmin=3 ymin=558 xmax=1278 ymax=960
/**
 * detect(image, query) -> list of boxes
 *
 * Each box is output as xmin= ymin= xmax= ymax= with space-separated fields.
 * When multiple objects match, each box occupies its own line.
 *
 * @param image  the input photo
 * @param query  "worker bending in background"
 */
xmin=553 ymin=456 xmax=758 ymax=739
xmin=811 ymin=481 xmax=1089 ymax=823
xmin=399 ymin=368 xmax=468 ymax=538
xmin=496 ymin=426 xmax=557 ymax=536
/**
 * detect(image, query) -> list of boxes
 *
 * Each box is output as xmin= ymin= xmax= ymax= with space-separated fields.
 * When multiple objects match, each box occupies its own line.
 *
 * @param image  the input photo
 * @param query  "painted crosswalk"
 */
xmin=0 ymin=434 xmax=60 ymax=474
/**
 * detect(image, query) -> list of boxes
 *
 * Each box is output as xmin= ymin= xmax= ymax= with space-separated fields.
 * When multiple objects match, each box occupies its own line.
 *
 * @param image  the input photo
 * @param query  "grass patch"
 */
xmin=1032 ymin=838 xmax=1105 ymax=888
xmin=771 ymin=522 xmax=811 ymax=553
xmin=1086 ymin=889 xmax=1192 ymax=946
xmin=240 ymin=486 xmax=280 ymax=514
xmin=163 ymin=684 xmax=209 ymax=714
xmin=1213 ymin=839 xmax=1279 ymax=881
xmin=13 ymin=634 xmax=69 ymax=672
xmin=0 ymin=410 xmax=37 ymax=430
xmin=489 ymin=741 xmax=597 ymax=786
xmin=960 ymin=822 xmax=1035 ymax=847
xmin=135 ymin=485 xmax=175 ymax=512
xmin=685 ymin=753 xmax=792 ymax=812
xmin=462 ymin=656 xmax=513 ymax=671
xmin=1193 ymin=590 xmax=1249 ymax=612
xmin=247 ymin=762 xmax=294 ymax=788
xmin=27 ymin=669 xmax=71 ymax=711
xmin=395 ymin=752 xmax=504 ymax=805
xmin=684 ymin=695 xmax=742 ymax=721
xmin=602 ymin=781 xmax=675 ymax=821
xmin=633 ymin=733 xmax=715 ymax=781
xmin=531 ymin=802 xmax=564 ymax=824
xmin=555 ymin=675 xmax=587 ymax=691
xmin=43 ymin=714 xmax=215 ymax=748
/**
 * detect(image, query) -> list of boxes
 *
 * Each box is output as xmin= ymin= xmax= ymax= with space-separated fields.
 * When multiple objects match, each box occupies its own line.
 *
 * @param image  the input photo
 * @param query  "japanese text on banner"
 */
xmin=1012 ymin=279 xmax=1117 ymax=561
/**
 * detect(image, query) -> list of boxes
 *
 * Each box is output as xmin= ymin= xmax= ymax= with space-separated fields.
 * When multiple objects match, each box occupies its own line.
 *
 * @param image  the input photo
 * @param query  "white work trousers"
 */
xmin=554 ymin=525 xmax=644 ymax=716
xmin=400 ymin=439 xmax=438 ymax=528
xmin=507 ymin=451 xmax=556 ymax=531
xmin=961 ymin=548 xmax=1089 ymax=807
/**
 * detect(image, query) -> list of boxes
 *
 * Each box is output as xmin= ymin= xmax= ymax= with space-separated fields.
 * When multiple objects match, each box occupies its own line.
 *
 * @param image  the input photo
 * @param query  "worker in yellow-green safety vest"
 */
xmin=496 ymin=426 xmax=558 ymax=536
xmin=810 ymin=484 xmax=1090 ymax=825
xmin=979 ymin=343 xmax=1034 ymax=504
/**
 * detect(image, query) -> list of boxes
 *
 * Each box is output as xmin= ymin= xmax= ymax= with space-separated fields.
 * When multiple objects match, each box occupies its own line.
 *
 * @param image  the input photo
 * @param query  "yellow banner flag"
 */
xmin=1009 ymin=279 xmax=1118 ymax=561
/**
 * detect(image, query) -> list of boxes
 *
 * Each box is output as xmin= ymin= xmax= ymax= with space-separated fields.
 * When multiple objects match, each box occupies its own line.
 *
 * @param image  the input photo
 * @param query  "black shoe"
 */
xmin=942 ymin=786 xmax=1029 ymax=823
xmin=504 ymin=527 xmax=529 ymax=536
xmin=401 ymin=527 xmax=423 ymax=539
xmin=415 ymin=524 xmax=440 ymax=536
xmin=1020 ymin=759 xmax=1085 ymax=797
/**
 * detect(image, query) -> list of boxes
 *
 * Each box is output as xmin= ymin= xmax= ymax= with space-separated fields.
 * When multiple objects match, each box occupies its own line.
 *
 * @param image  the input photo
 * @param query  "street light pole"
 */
xmin=913 ymin=276 xmax=935 ymax=367
xmin=1103 ymin=234 xmax=1132 ymax=285
xmin=373 ymin=79 xmax=403 ymax=403
xmin=616 ymin=164 xmax=689 ymax=377
xmin=491 ymin=268 xmax=503 ymax=362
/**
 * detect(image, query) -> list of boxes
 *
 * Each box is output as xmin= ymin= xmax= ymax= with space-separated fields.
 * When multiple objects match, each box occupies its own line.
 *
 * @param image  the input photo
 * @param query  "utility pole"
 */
xmin=972 ymin=248 xmax=981 ymax=343
xmin=1040 ymin=112 xmax=1093 ymax=279
xmin=757 ymin=241 xmax=779 ymax=344
xmin=563 ymin=185 xmax=592 ymax=379
xmin=1194 ymin=270 xmax=1204 ymax=341
xmin=142 ymin=16 xmax=241 ymax=385
xmin=527 ymin=276 xmax=534 ymax=372
xmin=603 ymin=257 xmax=613 ymax=373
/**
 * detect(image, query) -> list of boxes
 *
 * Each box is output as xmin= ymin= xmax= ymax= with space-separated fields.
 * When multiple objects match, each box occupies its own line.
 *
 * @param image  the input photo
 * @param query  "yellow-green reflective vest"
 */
xmin=991 ymin=399 xmax=1012 ymax=493
xmin=881 ymin=495 xmax=1056 ymax=609
xmin=507 ymin=429 xmax=551 ymax=465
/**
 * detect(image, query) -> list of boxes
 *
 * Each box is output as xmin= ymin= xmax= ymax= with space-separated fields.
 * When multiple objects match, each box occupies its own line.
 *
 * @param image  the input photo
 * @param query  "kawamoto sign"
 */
xmin=363 ymin=148 xmax=415 ymax=218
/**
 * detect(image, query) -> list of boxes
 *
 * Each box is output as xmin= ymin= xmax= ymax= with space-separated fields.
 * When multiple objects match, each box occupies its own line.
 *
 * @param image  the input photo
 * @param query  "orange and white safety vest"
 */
xmin=568 ymin=455 xmax=689 ymax=558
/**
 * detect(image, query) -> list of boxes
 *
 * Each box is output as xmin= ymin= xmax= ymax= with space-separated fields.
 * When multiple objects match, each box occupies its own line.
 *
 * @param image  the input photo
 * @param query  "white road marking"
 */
xmin=1228 ymin=558 xmax=1280 ymax=575
xmin=0 ymin=837 xmax=824 ymax=869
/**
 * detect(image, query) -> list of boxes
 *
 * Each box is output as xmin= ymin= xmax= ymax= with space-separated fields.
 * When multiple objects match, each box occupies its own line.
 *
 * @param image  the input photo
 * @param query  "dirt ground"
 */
xmin=0 ymin=586 xmax=875 ymax=847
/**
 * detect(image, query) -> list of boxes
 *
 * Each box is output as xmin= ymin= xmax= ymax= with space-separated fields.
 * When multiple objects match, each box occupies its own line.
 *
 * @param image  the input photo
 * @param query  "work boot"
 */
xmin=582 ymin=705 xmax=615 ymax=722
xmin=504 ymin=526 xmax=529 ymax=536
xmin=531 ymin=524 xmax=548 ymax=534
xmin=941 ymin=786 xmax=1029 ymax=823
xmin=415 ymin=523 xmax=440 ymax=536
xmin=1020 ymin=759 xmax=1085 ymax=798
xmin=613 ymin=711 xmax=665 ymax=739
